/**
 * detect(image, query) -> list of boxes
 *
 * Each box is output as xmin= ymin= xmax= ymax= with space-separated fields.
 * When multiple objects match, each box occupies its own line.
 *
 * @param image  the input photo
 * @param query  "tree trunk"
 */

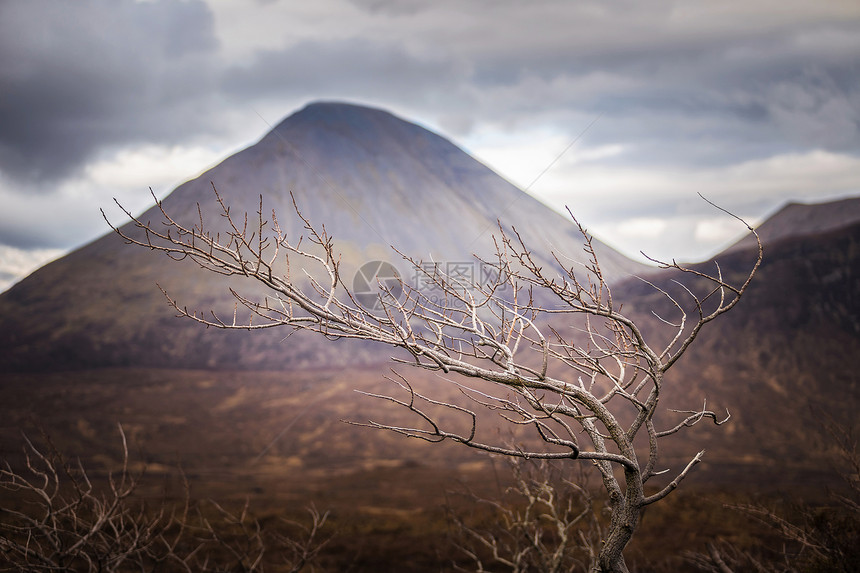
xmin=594 ymin=519 xmax=636 ymax=573
xmin=592 ymin=471 xmax=642 ymax=573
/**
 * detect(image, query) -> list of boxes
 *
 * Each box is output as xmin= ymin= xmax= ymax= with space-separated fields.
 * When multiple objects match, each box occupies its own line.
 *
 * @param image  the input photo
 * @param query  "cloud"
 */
xmin=2 ymin=0 xmax=860 ymax=282
xmin=0 ymin=0 xmax=220 ymax=184
xmin=221 ymin=37 xmax=466 ymax=105
xmin=0 ymin=245 xmax=65 ymax=292
xmin=764 ymin=65 xmax=860 ymax=149
xmin=0 ymin=143 xmax=224 ymax=250
xmin=518 ymin=150 xmax=860 ymax=262
xmin=207 ymin=0 xmax=860 ymax=166
xmin=3 ymin=0 xmax=858 ymax=188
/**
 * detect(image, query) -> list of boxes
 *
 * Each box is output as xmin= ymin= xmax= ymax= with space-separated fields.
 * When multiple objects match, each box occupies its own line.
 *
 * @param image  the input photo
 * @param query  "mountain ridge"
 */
xmin=726 ymin=194 xmax=860 ymax=254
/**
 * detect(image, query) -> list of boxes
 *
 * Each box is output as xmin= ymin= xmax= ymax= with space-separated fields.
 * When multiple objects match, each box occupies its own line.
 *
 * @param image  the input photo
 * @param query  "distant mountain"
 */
xmin=614 ymin=204 xmax=860 ymax=479
xmin=726 ymin=195 xmax=860 ymax=253
xmin=0 ymin=102 xmax=645 ymax=372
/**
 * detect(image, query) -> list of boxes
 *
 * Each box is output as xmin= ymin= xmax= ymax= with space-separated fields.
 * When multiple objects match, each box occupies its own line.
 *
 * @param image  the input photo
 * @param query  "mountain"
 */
xmin=614 ymin=198 xmax=860 ymax=482
xmin=725 ymin=195 xmax=860 ymax=253
xmin=0 ymin=102 xmax=646 ymax=372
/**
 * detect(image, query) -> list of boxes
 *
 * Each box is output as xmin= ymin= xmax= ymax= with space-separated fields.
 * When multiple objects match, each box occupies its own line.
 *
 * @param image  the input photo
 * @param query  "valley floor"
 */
xmin=0 ymin=367 xmax=853 ymax=571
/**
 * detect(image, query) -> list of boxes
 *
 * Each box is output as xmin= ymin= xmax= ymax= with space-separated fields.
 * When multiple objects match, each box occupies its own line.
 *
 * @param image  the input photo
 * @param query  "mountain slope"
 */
xmin=0 ymin=102 xmax=645 ymax=372
xmin=154 ymin=101 xmax=640 ymax=276
xmin=613 ymin=205 xmax=860 ymax=479
xmin=726 ymin=194 xmax=860 ymax=253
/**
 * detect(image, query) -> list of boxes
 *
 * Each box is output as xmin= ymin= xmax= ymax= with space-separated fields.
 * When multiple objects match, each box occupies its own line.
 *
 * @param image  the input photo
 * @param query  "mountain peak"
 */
xmin=296 ymin=99 xmax=394 ymax=116
xmin=265 ymin=100 xmax=448 ymax=165
xmin=276 ymin=100 xmax=395 ymax=129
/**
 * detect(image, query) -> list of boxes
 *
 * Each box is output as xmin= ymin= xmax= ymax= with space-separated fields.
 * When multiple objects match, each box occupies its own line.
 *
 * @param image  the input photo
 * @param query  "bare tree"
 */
xmin=173 ymin=500 xmax=330 ymax=573
xmin=686 ymin=420 xmax=860 ymax=573
xmin=0 ymin=427 xmax=331 ymax=572
xmin=104 ymin=186 xmax=761 ymax=572
xmin=449 ymin=458 xmax=603 ymax=572
xmin=0 ymin=425 xmax=167 ymax=572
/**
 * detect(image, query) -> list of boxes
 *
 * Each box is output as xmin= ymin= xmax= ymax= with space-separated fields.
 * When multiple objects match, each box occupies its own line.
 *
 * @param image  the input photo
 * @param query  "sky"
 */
xmin=1 ymin=0 xmax=859 ymax=291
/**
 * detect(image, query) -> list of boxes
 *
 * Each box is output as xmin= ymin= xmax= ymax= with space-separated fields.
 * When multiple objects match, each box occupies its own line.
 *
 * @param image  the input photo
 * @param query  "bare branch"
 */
xmin=0 ymin=429 xmax=333 ymax=572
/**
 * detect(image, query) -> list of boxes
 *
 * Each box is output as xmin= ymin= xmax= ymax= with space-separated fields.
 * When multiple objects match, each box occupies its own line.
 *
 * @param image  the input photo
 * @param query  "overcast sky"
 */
xmin=1 ymin=0 xmax=859 ymax=290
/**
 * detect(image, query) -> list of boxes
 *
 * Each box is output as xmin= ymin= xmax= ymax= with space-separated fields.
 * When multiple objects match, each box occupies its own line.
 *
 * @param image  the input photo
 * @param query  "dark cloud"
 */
xmin=0 ymin=0 xmax=220 ymax=184
xmin=1 ymin=0 xmax=858 ymax=190
xmin=0 ymin=194 xmax=97 ymax=249
xmin=221 ymin=38 xmax=466 ymax=106
xmin=403 ymin=4 xmax=858 ymax=167
xmin=1 ymin=0 xmax=859 ymax=280
xmin=345 ymin=0 xmax=430 ymax=16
